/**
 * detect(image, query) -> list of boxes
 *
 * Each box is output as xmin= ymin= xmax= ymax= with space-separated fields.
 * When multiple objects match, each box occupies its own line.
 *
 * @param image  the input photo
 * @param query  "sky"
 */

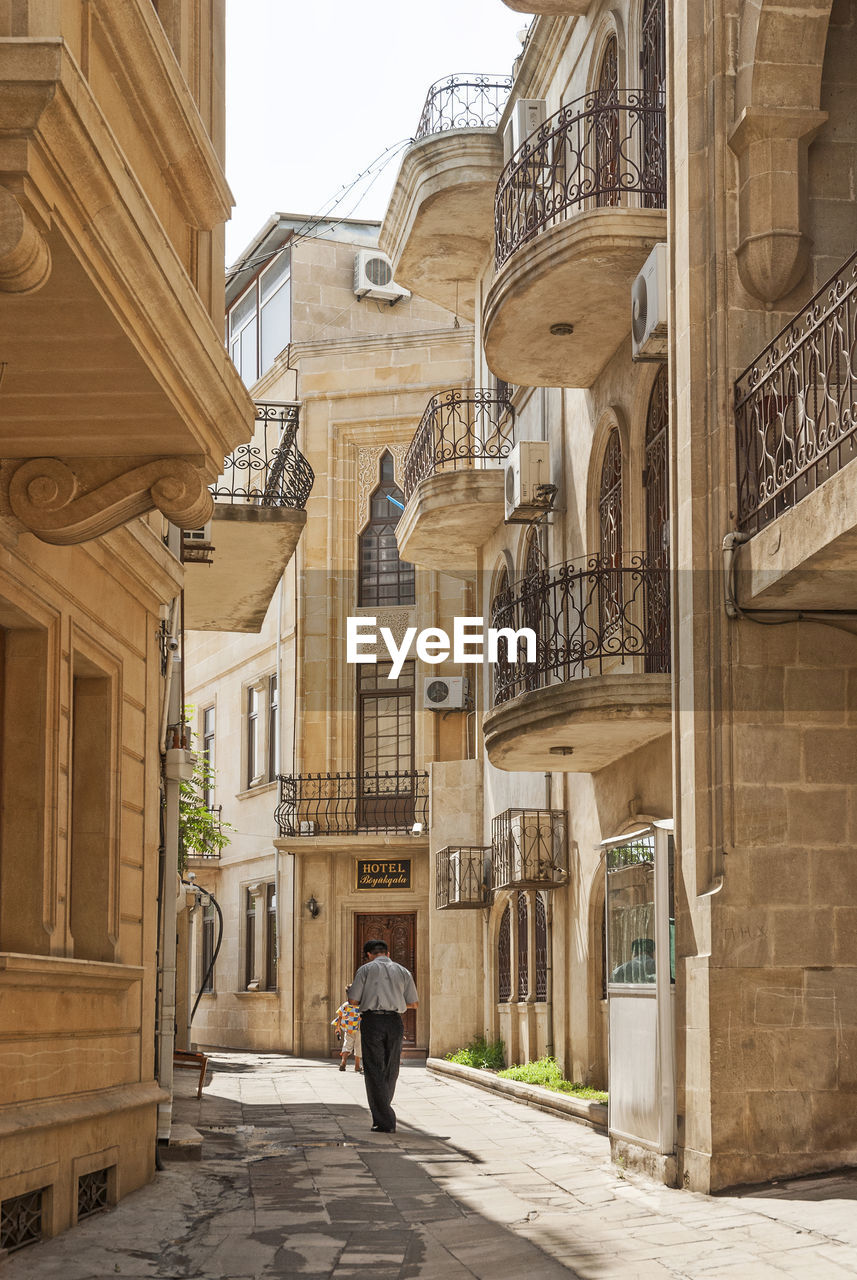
xmin=224 ymin=0 xmax=528 ymax=263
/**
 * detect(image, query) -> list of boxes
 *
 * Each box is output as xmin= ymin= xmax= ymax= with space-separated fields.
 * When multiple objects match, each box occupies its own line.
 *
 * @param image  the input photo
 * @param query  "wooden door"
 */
xmin=353 ymin=913 xmax=417 ymax=1045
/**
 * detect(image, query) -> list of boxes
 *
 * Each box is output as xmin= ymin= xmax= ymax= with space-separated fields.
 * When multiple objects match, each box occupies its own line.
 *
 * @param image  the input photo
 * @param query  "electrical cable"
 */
xmin=181 ymin=881 xmax=224 ymax=1025
xmin=226 ymin=139 xmax=412 ymax=284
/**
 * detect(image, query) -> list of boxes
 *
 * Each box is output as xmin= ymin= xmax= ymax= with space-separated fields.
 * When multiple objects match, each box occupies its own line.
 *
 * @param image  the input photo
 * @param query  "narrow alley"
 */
xmin=7 ymin=1053 xmax=857 ymax=1280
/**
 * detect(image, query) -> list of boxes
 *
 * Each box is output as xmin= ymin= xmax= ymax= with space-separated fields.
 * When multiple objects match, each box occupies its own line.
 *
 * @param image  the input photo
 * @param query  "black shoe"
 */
xmin=371 ymin=1124 xmax=395 ymax=1133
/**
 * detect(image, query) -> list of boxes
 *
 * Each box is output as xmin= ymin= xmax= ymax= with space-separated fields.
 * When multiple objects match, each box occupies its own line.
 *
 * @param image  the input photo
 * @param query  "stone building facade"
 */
xmin=0 ymin=0 xmax=252 ymax=1248
xmin=379 ymin=0 xmax=857 ymax=1192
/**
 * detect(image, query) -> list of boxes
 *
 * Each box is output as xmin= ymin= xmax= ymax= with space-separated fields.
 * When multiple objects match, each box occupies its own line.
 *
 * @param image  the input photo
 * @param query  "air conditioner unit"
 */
xmin=353 ymin=250 xmax=411 ymax=304
xmin=299 ymin=820 xmax=316 ymax=836
xmin=510 ymin=811 xmax=559 ymax=882
xmin=631 ymin=241 xmax=668 ymax=362
xmin=423 ymin=676 xmax=469 ymax=711
xmin=504 ymin=440 xmax=550 ymax=522
xmin=503 ymin=98 xmax=547 ymax=167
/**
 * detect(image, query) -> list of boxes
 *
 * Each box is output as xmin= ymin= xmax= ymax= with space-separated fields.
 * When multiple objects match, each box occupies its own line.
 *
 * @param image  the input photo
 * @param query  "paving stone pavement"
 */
xmin=7 ymin=1052 xmax=857 ymax=1280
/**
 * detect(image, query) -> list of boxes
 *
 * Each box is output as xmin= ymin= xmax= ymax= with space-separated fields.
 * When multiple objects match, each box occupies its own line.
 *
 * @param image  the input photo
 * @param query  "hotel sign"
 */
xmin=355 ymin=859 xmax=411 ymax=890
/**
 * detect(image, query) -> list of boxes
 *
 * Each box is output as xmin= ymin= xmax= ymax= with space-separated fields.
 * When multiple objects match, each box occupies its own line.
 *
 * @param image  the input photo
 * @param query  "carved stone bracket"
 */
xmin=1 ymin=457 xmax=214 ymax=545
xmin=0 ymin=186 xmax=51 ymax=294
xmin=728 ymin=106 xmax=827 ymax=304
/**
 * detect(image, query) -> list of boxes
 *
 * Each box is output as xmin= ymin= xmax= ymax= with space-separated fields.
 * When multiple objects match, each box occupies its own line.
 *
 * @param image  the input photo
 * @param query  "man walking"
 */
xmin=346 ymin=939 xmax=418 ymax=1133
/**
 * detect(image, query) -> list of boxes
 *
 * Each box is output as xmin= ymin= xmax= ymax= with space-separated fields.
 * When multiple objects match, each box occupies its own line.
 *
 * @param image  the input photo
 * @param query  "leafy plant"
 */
xmin=498 ymin=1056 xmax=608 ymax=1102
xmin=445 ymin=1036 xmax=506 ymax=1071
xmin=177 ymin=710 xmax=232 ymax=872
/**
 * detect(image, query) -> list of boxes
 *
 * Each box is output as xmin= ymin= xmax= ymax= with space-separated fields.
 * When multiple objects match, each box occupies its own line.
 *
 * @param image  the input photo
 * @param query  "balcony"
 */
xmin=379 ymin=74 xmax=512 ymax=319
xmin=183 ymin=403 xmax=314 ymax=632
xmin=734 ymin=250 xmax=857 ymax=609
xmin=436 ymin=846 xmax=489 ymax=909
xmin=397 ymin=389 xmax=514 ymax=577
xmin=491 ymin=809 xmax=568 ymax=890
xmin=275 ymin=771 xmax=429 ymax=841
xmin=483 ymin=554 xmax=671 ymax=772
xmin=483 ymin=91 xmax=667 ymax=388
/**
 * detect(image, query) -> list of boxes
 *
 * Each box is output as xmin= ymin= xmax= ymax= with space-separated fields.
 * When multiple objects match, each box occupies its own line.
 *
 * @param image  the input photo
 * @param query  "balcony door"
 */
xmin=357 ymin=661 xmax=415 ymax=831
xmin=354 ymin=913 xmax=417 ymax=1046
xmin=645 ymin=366 xmax=670 ymax=672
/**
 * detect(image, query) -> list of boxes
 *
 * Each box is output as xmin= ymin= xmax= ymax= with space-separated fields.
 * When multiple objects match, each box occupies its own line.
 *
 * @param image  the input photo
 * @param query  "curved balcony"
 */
xmin=379 ymin=74 xmax=512 ymax=319
xmin=397 ymin=389 xmax=514 ymax=578
xmin=501 ymin=1 xmax=592 ymax=11
xmin=734 ymin=249 xmax=857 ymax=609
xmin=483 ymin=554 xmax=671 ymax=772
xmin=184 ymin=402 xmax=314 ymax=632
xmin=484 ymin=91 xmax=667 ymax=388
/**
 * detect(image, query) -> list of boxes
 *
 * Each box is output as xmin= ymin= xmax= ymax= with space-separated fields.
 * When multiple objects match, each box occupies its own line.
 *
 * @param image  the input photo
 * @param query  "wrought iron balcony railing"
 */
xmin=495 ymin=90 xmax=667 ymax=269
xmin=492 ymin=809 xmax=567 ymax=890
xmin=210 ymin=402 xmax=314 ymax=510
xmin=436 ymin=846 xmax=489 ymax=910
xmin=275 ymin=770 xmax=429 ymax=837
xmin=491 ymin=552 xmax=670 ymax=706
xmin=414 ymin=73 xmax=513 ymax=142
xmin=403 ymin=389 xmax=514 ymax=500
xmin=735 ymin=249 xmax=857 ymax=535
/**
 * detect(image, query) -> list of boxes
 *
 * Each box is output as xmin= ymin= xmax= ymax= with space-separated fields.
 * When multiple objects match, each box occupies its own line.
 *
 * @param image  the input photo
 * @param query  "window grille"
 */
xmin=498 ymin=903 xmax=511 ymax=1002
xmin=644 ymin=366 xmax=670 ymax=673
xmin=1 ymin=1188 xmax=45 ymax=1252
xmin=599 ymin=429 xmax=624 ymax=631
xmin=517 ymin=892 xmax=529 ymax=1001
xmin=595 ymin=37 xmax=620 ymax=207
xmin=535 ymin=893 xmax=548 ymax=1001
xmin=77 ymin=1168 xmax=109 ymax=1221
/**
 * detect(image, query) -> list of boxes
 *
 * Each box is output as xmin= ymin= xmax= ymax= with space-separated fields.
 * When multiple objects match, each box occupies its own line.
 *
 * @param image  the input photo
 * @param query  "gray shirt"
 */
xmin=347 ymin=955 xmax=418 ymax=1013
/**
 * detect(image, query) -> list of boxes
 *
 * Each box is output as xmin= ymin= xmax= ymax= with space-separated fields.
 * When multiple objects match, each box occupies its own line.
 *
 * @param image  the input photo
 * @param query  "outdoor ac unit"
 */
xmin=503 ymin=98 xmax=547 ymax=167
xmin=423 ymin=676 xmax=469 ymax=711
xmin=353 ymin=250 xmax=410 ymax=304
xmin=631 ymin=241 xmax=668 ymax=362
xmin=510 ymin=811 xmax=557 ymax=882
xmin=299 ymin=820 xmax=316 ymax=836
xmin=504 ymin=440 xmax=550 ymax=522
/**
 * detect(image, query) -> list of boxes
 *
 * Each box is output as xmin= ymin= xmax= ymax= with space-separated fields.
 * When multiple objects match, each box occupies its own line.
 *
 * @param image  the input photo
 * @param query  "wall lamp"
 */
xmin=306 ymin=895 xmax=320 ymax=918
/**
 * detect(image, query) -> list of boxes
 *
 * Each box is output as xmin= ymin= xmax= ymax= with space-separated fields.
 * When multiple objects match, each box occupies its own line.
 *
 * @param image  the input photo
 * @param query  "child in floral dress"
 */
xmin=331 ymin=997 xmax=362 ymax=1072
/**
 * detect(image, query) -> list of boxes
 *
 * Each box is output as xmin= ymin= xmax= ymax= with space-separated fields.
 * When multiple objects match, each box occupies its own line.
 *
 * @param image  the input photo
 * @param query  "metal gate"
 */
xmin=603 ymin=820 xmax=675 ymax=1153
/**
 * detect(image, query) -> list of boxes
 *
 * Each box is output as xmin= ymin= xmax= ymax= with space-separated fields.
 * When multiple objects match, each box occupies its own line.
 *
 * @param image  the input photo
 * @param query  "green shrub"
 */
xmin=498 ymin=1056 xmax=607 ymax=1103
xmin=445 ymin=1036 xmax=506 ymax=1071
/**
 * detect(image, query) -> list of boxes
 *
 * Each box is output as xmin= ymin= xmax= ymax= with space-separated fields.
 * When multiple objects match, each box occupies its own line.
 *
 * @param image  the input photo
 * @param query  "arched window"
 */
xmin=645 ymin=366 xmax=670 ymax=672
xmin=595 ymin=36 xmax=620 ymax=206
xmin=641 ymin=0 xmax=666 ymax=204
xmin=522 ymin=531 xmax=543 ymax=692
xmin=498 ymin=904 xmax=511 ymax=1003
xmin=535 ymin=894 xmax=548 ymax=1001
xmin=599 ymin=428 xmax=623 ymax=630
xmin=517 ymin=892 xmax=529 ymax=1001
xmin=491 ymin=566 xmax=512 ymax=705
xmin=359 ymin=452 xmax=415 ymax=606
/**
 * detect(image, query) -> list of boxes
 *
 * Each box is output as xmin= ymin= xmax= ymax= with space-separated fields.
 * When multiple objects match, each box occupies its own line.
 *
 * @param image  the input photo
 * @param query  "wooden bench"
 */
xmin=173 ymin=1050 xmax=208 ymax=1099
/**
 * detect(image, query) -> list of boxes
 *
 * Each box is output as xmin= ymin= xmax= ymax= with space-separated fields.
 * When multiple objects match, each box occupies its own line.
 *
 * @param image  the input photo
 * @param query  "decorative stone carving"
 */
xmin=729 ymin=107 xmax=827 ymax=304
xmin=353 ymin=606 xmax=416 ymax=646
xmin=0 ymin=187 xmax=51 ymax=294
xmin=356 ymin=444 xmax=409 ymax=531
xmin=2 ymin=457 xmax=214 ymax=545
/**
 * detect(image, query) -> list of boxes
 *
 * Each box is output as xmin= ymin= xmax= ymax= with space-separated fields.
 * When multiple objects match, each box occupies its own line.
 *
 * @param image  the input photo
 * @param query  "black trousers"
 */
xmin=359 ymin=1012 xmax=403 ymax=1130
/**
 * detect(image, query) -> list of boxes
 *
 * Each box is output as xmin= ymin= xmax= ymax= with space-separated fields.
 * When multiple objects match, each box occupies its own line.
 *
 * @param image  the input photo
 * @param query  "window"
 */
xmin=246 ymin=685 xmax=260 ymax=787
xmin=498 ymin=903 xmax=511 ymax=1003
xmin=599 ymin=428 xmax=624 ymax=630
xmin=357 ymin=662 xmax=416 ymax=829
xmin=268 ymin=674 xmax=279 ymax=780
xmin=535 ymin=894 xmax=548 ymax=1001
xmin=517 ymin=892 xmax=529 ymax=1001
xmin=595 ymin=36 xmax=620 ymax=206
xmin=645 ymin=366 xmax=671 ymax=673
xmin=244 ymin=888 xmax=256 ymax=988
xmin=202 ymin=706 xmax=215 ymax=810
xmin=200 ymin=901 xmax=215 ymax=993
xmin=228 ymin=249 xmax=291 ymax=387
xmin=265 ymin=883 xmax=277 ymax=991
xmin=358 ymin=452 xmax=415 ymax=606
